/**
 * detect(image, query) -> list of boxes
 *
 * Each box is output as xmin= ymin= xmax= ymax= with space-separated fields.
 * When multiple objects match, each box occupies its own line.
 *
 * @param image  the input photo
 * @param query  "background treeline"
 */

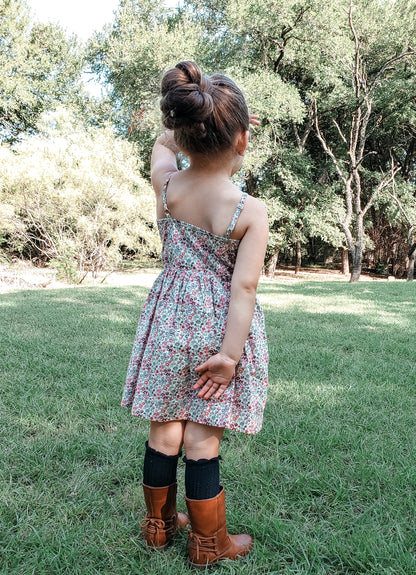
xmin=1 ymin=0 xmax=416 ymax=282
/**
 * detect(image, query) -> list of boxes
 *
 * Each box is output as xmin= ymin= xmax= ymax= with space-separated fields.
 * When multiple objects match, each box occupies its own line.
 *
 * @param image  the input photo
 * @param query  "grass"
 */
xmin=1 ymin=279 xmax=416 ymax=574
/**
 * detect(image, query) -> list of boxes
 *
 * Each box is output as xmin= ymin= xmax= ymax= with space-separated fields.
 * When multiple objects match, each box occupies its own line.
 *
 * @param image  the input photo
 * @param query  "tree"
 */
xmin=87 ymin=0 xmax=416 ymax=278
xmin=88 ymin=0 xmax=205 ymax=173
xmin=186 ymin=0 xmax=349 ymax=271
xmin=0 ymin=0 xmax=84 ymax=142
xmin=387 ymin=175 xmax=416 ymax=281
xmin=313 ymin=1 xmax=414 ymax=281
xmin=0 ymin=107 xmax=160 ymax=281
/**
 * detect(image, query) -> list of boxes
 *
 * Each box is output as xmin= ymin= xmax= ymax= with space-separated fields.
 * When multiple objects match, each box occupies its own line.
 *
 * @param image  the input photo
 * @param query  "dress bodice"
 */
xmin=157 ymin=218 xmax=240 ymax=281
xmin=158 ymin=176 xmax=247 ymax=281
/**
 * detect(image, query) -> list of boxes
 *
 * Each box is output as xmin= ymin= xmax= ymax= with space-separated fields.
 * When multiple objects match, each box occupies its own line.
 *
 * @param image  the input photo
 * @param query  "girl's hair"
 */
xmin=160 ymin=61 xmax=249 ymax=155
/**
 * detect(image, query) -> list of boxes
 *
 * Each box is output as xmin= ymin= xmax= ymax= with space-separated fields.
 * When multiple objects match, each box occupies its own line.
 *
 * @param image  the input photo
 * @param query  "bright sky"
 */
xmin=28 ymin=0 xmax=181 ymax=42
xmin=28 ymin=0 xmax=181 ymax=96
xmin=28 ymin=0 xmax=120 ymax=42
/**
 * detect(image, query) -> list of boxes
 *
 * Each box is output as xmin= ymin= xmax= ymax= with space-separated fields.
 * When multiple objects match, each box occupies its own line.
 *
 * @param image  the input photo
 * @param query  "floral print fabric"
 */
xmin=121 ymin=187 xmax=269 ymax=434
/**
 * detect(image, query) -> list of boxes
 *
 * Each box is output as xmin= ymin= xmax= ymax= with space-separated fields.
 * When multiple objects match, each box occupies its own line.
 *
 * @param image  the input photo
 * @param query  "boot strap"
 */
xmin=189 ymin=531 xmax=218 ymax=560
xmin=140 ymin=515 xmax=177 ymax=536
xmin=164 ymin=514 xmax=178 ymax=536
xmin=140 ymin=517 xmax=165 ymax=535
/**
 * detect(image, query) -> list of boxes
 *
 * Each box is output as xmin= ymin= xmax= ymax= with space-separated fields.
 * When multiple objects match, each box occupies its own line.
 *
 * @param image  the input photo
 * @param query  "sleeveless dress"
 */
xmin=121 ymin=179 xmax=268 ymax=434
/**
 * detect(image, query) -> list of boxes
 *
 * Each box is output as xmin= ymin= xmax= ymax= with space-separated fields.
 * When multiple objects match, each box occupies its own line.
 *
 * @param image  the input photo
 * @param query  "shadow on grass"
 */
xmin=1 ymin=283 xmax=416 ymax=574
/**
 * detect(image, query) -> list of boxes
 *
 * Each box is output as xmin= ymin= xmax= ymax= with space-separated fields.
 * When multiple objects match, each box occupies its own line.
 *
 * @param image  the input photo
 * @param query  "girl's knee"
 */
xmin=148 ymin=420 xmax=185 ymax=455
xmin=183 ymin=422 xmax=224 ymax=459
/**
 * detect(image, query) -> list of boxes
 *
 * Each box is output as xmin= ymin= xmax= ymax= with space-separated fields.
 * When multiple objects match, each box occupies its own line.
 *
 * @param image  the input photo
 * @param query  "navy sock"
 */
xmin=142 ymin=441 xmax=181 ymax=487
xmin=184 ymin=456 xmax=221 ymax=500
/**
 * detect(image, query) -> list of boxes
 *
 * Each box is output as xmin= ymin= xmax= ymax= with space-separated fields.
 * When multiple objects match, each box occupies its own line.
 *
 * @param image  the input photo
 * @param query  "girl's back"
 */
xmin=156 ymin=170 xmax=249 ymax=241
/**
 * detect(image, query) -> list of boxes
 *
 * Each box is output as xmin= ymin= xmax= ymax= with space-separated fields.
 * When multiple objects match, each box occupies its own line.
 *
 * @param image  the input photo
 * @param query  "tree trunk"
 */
xmin=295 ymin=241 xmax=301 ymax=275
xmin=341 ymin=248 xmax=350 ymax=275
xmin=266 ymin=250 xmax=279 ymax=278
xmin=407 ymin=243 xmax=416 ymax=281
xmin=406 ymin=256 xmax=415 ymax=281
xmin=350 ymin=244 xmax=362 ymax=283
xmin=245 ymin=171 xmax=258 ymax=197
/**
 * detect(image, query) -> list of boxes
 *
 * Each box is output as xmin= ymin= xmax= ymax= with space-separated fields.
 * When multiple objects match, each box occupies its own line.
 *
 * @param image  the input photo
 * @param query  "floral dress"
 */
xmin=121 ymin=180 xmax=268 ymax=434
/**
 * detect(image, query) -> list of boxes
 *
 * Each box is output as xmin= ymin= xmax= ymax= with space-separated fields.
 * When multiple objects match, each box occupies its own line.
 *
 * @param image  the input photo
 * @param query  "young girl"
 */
xmin=121 ymin=61 xmax=269 ymax=567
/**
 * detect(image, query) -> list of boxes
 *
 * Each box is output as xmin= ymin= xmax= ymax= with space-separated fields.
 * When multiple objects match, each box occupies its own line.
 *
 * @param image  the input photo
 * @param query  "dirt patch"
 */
xmin=0 ymin=262 xmax=387 ymax=293
xmin=270 ymin=265 xmax=392 ymax=282
xmin=0 ymin=262 xmax=161 ymax=293
xmin=0 ymin=262 xmax=63 ymax=292
xmin=270 ymin=266 xmax=348 ymax=281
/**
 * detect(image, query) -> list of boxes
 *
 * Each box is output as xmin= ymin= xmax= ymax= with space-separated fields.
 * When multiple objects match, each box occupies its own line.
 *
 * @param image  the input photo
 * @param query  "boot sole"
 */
xmin=142 ymin=536 xmax=174 ymax=551
xmin=187 ymin=555 xmax=247 ymax=569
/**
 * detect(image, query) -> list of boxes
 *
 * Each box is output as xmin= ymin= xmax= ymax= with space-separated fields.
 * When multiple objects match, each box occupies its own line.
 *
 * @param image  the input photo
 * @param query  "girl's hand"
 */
xmin=194 ymin=353 xmax=237 ymax=400
xmin=249 ymin=114 xmax=260 ymax=126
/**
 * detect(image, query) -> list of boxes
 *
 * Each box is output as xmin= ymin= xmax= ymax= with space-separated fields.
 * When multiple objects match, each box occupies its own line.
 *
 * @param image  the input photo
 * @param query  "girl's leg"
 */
xmin=183 ymin=422 xmax=224 ymax=500
xmin=183 ymin=422 xmax=253 ymax=566
xmin=148 ymin=420 xmax=186 ymax=455
xmin=183 ymin=421 xmax=224 ymax=460
xmin=144 ymin=420 xmax=186 ymax=487
xmin=141 ymin=420 xmax=188 ymax=549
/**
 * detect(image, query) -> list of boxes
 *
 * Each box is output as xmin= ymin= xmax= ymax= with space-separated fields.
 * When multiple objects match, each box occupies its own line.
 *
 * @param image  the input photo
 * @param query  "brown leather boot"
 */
xmin=185 ymin=487 xmax=254 ymax=567
xmin=140 ymin=483 xmax=189 ymax=549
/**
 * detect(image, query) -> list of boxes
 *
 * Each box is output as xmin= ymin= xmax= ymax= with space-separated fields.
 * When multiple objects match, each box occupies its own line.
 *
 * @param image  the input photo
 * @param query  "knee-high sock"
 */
xmin=142 ymin=441 xmax=181 ymax=487
xmin=184 ymin=456 xmax=221 ymax=500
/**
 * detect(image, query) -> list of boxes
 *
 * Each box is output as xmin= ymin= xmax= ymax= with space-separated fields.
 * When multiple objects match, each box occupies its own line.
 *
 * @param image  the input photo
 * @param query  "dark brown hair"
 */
xmin=160 ymin=61 xmax=249 ymax=155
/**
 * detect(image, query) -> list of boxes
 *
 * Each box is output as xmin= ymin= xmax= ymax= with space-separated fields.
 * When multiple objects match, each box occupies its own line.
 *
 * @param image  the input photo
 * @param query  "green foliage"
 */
xmin=0 ymin=0 xmax=84 ymax=142
xmin=0 ymin=108 xmax=160 ymax=281
xmin=3 ymin=0 xmax=416 ymax=274
xmin=88 ymin=0 xmax=206 ymax=172
xmin=86 ymin=1 xmax=364 ymax=262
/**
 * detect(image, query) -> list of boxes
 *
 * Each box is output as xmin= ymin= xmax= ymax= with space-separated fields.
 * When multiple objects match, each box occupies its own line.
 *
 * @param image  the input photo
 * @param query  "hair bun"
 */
xmin=175 ymin=61 xmax=202 ymax=85
xmin=159 ymin=61 xmax=249 ymax=155
xmin=160 ymin=61 xmax=213 ymax=131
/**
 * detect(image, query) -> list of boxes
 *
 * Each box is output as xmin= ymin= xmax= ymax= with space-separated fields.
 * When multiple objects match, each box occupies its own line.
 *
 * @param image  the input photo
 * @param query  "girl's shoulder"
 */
xmin=240 ymin=194 xmax=268 ymax=223
xmin=228 ymin=193 xmax=268 ymax=241
xmin=152 ymin=168 xmax=178 ymax=198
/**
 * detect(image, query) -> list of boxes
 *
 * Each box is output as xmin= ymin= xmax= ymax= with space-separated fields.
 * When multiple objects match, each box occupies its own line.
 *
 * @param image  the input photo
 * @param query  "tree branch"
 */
xmin=313 ymin=100 xmax=348 ymax=186
xmin=349 ymin=1 xmax=361 ymax=99
xmin=388 ymin=191 xmax=414 ymax=227
xmin=369 ymin=49 xmax=416 ymax=91
xmin=352 ymin=150 xmax=377 ymax=170
xmin=385 ymin=152 xmax=413 ymax=226
xmin=409 ymin=240 xmax=416 ymax=259
xmin=270 ymin=5 xmax=310 ymax=72
xmin=332 ymin=118 xmax=348 ymax=144
xmin=356 ymin=96 xmax=372 ymax=163
xmin=362 ymin=165 xmax=401 ymax=217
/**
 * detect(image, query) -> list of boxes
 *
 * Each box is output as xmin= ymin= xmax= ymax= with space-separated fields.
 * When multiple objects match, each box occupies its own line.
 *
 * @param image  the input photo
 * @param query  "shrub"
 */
xmin=0 ymin=108 xmax=160 ymax=281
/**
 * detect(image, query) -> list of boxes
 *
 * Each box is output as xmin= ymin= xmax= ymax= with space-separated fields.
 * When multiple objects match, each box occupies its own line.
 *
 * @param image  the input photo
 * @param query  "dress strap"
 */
xmin=225 ymin=192 xmax=248 ymax=239
xmin=162 ymin=176 xmax=172 ymax=217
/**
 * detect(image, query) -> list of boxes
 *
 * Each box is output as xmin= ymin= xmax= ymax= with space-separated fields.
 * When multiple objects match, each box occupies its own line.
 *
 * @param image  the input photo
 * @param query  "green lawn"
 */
xmin=1 ymin=280 xmax=416 ymax=574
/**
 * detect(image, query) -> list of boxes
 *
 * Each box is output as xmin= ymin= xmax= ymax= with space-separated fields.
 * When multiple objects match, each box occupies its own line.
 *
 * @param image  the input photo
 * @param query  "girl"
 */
xmin=121 ymin=61 xmax=269 ymax=567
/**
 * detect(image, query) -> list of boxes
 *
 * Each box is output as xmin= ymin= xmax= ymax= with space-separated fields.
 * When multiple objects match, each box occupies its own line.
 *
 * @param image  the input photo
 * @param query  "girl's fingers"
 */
xmin=214 ymin=386 xmax=226 ymax=399
xmin=194 ymin=376 xmax=221 ymax=399
xmin=197 ymin=382 xmax=211 ymax=398
xmin=199 ymin=382 xmax=219 ymax=399
xmin=195 ymin=361 xmax=209 ymax=372
xmin=193 ymin=373 xmax=208 ymax=389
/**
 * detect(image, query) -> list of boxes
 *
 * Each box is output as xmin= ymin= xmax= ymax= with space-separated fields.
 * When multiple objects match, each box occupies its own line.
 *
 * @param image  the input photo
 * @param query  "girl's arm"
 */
xmin=194 ymin=198 xmax=269 ymax=400
xmin=150 ymin=131 xmax=180 ymax=195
